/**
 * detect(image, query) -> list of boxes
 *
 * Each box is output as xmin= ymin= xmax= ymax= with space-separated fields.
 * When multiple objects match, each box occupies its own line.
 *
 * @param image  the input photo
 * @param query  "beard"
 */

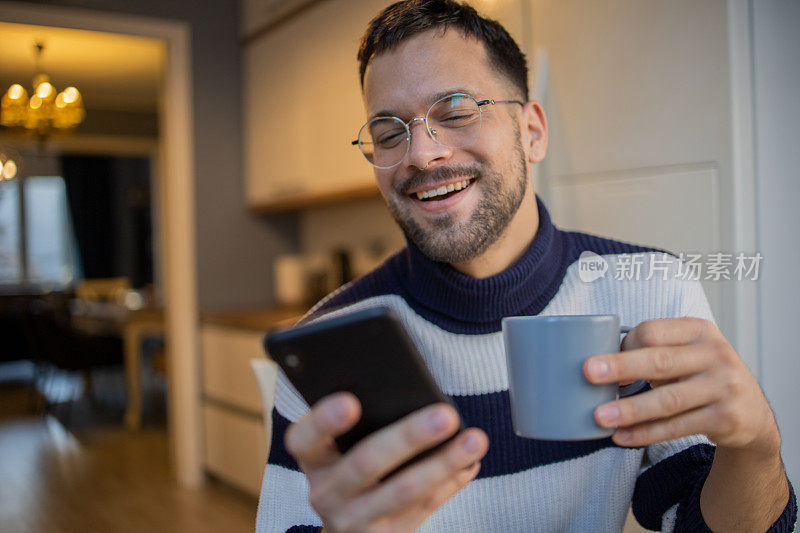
xmin=384 ymin=128 xmax=529 ymax=264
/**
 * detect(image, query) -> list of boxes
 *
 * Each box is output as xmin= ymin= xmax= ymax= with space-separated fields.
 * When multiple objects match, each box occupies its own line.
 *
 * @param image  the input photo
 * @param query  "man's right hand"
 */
xmin=285 ymin=392 xmax=489 ymax=532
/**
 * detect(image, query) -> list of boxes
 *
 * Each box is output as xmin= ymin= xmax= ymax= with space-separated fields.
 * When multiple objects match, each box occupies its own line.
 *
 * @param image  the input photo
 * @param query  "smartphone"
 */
xmin=264 ymin=306 xmax=457 ymax=454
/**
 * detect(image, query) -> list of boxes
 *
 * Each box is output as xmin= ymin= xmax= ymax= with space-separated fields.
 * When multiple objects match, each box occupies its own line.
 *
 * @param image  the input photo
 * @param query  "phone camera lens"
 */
xmin=285 ymin=354 xmax=301 ymax=369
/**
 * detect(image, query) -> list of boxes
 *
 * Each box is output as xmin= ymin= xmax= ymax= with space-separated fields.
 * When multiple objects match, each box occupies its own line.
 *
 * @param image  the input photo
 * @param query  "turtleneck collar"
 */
xmin=395 ymin=196 xmax=567 ymax=326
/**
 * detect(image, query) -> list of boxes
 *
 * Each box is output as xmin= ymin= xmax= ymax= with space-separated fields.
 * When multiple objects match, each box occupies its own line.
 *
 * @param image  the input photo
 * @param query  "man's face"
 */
xmin=362 ymin=30 xmax=530 ymax=263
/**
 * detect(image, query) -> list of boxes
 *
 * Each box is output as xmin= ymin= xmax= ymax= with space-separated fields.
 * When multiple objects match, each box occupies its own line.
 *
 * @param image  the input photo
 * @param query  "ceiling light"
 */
xmin=0 ymin=145 xmax=21 ymax=183
xmin=0 ymin=42 xmax=85 ymax=139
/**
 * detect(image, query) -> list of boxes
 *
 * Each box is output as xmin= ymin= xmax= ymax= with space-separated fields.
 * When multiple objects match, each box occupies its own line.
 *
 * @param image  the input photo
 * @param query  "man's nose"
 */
xmin=404 ymin=117 xmax=452 ymax=170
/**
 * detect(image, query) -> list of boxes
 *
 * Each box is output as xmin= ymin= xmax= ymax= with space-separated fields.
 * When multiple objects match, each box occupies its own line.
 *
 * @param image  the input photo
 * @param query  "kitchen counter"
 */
xmin=201 ymin=306 xmax=305 ymax=332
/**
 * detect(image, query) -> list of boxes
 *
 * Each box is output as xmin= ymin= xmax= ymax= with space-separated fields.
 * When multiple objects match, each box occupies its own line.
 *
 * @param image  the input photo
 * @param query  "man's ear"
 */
xmin=521 ymin=101 xmax=548 ymax=164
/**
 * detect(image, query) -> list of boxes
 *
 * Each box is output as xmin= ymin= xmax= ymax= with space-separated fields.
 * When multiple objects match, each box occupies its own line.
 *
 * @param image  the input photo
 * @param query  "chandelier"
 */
xmin=0 ymin=150 xmax=18 ymax=182
xmin=1 ymin=42 xmax=85 ymax=138
xmin=0 ymin=146 xmax=20 ymax=204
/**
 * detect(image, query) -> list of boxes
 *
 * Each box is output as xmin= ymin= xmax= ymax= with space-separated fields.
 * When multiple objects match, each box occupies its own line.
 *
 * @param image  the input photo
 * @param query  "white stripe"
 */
xmin=274 ymin=371 xmax=310 ymax=422
xmin=421 ymin=446 xmax=643 ymax=532
xmin=256 ymin=465 xmax=321 ymax=531
xmin=549 ymin=253 xmax=715 ymax=326
xmin=256 ymin=445 xmax=645 ymax=532
xmin=274 ymin=254 xmax=714 ymax=399
xmin=640 ymin=433 xmax=712 ymax=472
xmin=287 ymin=294 xmax=511 ymax=396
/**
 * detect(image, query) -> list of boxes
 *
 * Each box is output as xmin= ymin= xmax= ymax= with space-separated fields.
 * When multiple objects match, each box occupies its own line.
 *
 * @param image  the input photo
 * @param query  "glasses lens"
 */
xmin=426 ymin=94 xmax=481 ymax=148
xmin=358 ymin=117 xmax=409 ymax=168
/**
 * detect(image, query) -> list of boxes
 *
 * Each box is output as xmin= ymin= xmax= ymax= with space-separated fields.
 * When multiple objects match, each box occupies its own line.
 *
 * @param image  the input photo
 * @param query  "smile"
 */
xmin=413 ymin=178 xmax=475 ymax=201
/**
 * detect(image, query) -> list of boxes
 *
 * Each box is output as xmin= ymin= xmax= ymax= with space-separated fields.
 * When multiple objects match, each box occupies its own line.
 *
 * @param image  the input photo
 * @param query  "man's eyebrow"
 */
xmin=368 ymin=88 xmax=476 ymax=120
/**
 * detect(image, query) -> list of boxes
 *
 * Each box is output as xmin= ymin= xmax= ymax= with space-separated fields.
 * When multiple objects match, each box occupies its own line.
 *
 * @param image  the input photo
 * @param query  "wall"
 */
xmin=752 ymin=0 xmax=800 ymax=483
xmin=77 ymin=109 xmax=158 ymax=137
xmin=524 ymin=0 xmax=739 ymax=351
xmin=16 ymin=0 xmax=299 ymax=310
xmin=299 ymin=196 xmax=404 ymax=258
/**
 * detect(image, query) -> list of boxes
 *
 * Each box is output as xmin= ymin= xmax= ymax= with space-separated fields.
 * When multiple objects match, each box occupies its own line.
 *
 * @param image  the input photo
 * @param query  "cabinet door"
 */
xmin=202 ymin=324 xmax=267 ymax=414
xmin=204 ymin=403 xmax=267 ymax=496
xmin=244 ymin=0 xmax=389 ymax=208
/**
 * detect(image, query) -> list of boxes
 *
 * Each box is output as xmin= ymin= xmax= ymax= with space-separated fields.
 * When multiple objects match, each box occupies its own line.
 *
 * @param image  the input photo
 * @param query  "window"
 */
xmin=0 ymin=180 xmax=21 ymax=283
xmin=0 ymin=176 xmax=82 ymax=287
xmin=24 ymin=176 xmax=82 ymax=285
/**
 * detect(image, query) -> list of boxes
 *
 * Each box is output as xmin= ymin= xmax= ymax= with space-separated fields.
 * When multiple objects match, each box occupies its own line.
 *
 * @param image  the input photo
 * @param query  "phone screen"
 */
xmin=265 ymin=306 xmax=456 ymax=453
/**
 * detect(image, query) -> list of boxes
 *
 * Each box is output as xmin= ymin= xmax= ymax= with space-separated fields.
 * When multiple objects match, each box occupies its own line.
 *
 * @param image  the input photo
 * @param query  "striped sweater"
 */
xmin=257 ymin=197 xmax=796 ymax=532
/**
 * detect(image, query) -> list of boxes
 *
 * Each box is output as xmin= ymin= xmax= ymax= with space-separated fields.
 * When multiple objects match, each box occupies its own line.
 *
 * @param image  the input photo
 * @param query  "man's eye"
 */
xmin=438 ymin=112 xmax=478 ymax=126
xmin=376 ymin=131 xmax=405 ymax=147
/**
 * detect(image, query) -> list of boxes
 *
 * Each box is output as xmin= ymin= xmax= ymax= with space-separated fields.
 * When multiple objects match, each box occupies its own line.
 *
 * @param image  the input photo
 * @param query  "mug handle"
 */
xmin=618 ymin=326 xmax=648 ymax=397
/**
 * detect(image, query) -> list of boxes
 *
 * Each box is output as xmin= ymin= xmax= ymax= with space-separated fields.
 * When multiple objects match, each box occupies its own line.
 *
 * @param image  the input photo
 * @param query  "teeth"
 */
xmin=415 ymin=178 xmax=472 ymax=200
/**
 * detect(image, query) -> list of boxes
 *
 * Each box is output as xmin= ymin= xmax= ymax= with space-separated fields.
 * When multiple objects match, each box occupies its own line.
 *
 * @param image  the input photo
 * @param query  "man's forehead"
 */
xmin=362 ymin=29 xmax=498 ymax=117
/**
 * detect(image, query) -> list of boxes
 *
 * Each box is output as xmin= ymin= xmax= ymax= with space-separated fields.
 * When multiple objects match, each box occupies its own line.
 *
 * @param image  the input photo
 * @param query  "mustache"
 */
xmin=395 ymin=164 xmax=483 ymax=196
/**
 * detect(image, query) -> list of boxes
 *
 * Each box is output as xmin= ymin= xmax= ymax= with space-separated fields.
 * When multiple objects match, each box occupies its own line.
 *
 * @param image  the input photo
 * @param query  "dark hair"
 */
xmin=357 ymin=0 xmax=529 ymax=99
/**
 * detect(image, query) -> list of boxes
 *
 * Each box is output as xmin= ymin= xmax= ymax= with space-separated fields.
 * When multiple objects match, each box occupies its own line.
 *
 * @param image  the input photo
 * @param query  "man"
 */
xmin=257 ymin=1 xmax=795 ymax=531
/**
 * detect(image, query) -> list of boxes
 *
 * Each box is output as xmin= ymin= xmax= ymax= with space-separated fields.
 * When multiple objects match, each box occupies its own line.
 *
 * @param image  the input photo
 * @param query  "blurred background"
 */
xmin=0 ymin=0 xmax=797 ymax=531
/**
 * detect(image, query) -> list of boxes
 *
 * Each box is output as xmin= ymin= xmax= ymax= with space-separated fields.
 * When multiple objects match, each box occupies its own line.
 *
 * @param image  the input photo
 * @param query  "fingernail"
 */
xmin=589 ymin=359 xmax=610 ymax=379
xmin=461 ymin=433 xmax=481 ymax=454
xmin=596 ymin=404 xmax=620 ymax=426
xmin=425 ymin=407 xmax=450 ymax=433
xmin=325 ymin=398 xmax=349 ymax=424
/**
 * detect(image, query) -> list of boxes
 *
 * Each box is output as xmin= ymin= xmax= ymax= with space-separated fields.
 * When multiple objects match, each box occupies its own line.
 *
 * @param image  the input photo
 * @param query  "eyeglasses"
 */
xmin=352 ymin=92 xmax=524 ymax=169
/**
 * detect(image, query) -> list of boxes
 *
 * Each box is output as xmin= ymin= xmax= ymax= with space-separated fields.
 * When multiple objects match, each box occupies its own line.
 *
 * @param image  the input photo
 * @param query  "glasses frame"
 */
xmin=352 ymin=92 xmax=524 ymax=169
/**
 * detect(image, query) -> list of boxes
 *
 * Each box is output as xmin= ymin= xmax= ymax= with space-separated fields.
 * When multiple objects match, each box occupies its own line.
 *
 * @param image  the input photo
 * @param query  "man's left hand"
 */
xmin=584 ymin=317 xmax=780 ymax=456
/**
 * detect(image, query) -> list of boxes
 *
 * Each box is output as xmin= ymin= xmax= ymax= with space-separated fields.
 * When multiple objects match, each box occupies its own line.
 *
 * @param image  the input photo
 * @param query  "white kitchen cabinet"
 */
xmin=201 ymin=321 xmax=280 ymax=496
xmin=243 ymin=0 xmax=390 ymax=210
xmin=203 ymin=402 xmax=267 ymax=495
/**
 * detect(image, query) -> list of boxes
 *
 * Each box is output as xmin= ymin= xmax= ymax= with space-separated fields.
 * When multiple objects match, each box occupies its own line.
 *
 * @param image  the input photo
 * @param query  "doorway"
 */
xmin=0 ymin=2 xmax=201 ymax=487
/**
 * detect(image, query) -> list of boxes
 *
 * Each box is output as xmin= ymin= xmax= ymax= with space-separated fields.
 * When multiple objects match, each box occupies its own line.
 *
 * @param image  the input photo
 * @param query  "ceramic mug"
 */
xmin=502 ymin=314 xmax=644 ymax=440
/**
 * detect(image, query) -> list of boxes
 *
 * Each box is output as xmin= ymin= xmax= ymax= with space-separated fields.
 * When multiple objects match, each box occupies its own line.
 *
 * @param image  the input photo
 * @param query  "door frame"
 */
xmin=0 ymin=1 xmax=203 ymax=487
xmin=726 ymin=0 xmax=760 ymax=375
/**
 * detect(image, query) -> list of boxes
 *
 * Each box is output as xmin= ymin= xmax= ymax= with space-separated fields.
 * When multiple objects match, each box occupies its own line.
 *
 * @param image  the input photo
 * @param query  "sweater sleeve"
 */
xmin=631 ymin=436 xmax=714 ymax=530
xmin=631 ymin=439 xmax=797 ymax=531
xmin=256 ymin=372 xmax=324 ymax=532
xmin=631 ymin=276 xmax=797 ymax=531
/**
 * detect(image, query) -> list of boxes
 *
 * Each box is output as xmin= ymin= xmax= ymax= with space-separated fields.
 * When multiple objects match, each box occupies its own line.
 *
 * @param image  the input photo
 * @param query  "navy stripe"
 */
xmin=286 ymin=526 xmax=321 ymax=532
xmin=311 ymin=196 xmax=666 ymax=335
xmin=673 ymin=465 xmax=713 ymax=533
xmin=267 ymin=391 xmax=622 ymax=478
xmin=631 ymin=443 xmax=715 ymax=530
xmin=563 ymin=230 xmax=670 ymax=259
xmin=267 ymin=408 xmax=301 ymax=471
xmin=452 ymin=390 xmax=621 ymax=478
xmin=765 ymin=480 xmax=797 ymax=533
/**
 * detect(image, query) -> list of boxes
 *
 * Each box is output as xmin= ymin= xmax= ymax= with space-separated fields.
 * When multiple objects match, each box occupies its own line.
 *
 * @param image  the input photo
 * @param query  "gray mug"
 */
xmin=502 ymin=314 xmax=643 ymax=441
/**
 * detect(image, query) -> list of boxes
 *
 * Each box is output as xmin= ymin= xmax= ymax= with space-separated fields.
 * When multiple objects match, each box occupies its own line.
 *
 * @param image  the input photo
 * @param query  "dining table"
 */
xmin=70 ymin=299 xmax=164 ymax=430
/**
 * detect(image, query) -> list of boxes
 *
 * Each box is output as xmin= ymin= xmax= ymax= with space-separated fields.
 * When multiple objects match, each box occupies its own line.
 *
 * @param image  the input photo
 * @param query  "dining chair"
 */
xmin=75 ymin=277 xmax=131 ymax=302
xmin=22 ymin=295 xmax=123 ymax=425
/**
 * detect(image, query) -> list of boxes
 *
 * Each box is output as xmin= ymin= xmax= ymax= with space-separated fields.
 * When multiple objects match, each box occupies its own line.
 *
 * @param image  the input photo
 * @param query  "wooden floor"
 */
xmin=0 ymin=363 xmax=648 ymax=533
xmin=0 ymin=366 xmax=257 ymax=533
